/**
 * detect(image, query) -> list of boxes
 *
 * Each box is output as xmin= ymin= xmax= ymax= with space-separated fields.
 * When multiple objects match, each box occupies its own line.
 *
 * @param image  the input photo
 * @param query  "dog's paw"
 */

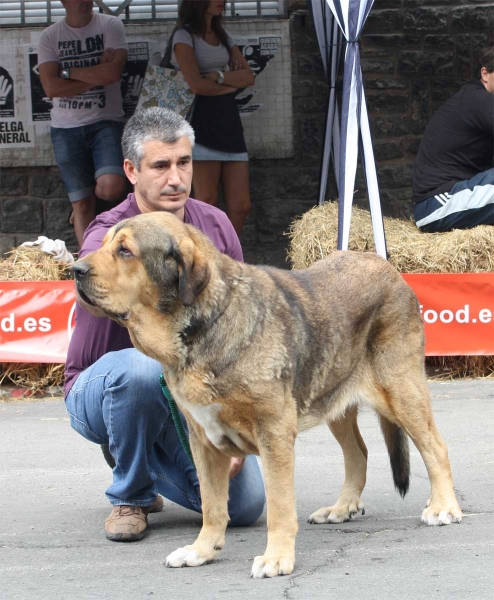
xmin=251 ymin=554 xmax=295 ymax=578
xmin=308 ymin=500 xmax=365 ymax=524
xmin=421 ymin=502 xmax=462 ymax=526
xmin=164 ymin=545 xmax=210 ymax=568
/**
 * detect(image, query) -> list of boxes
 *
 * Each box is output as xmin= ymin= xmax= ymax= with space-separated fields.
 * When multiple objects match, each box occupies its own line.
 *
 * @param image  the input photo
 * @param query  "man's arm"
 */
xmin=477 ymin=90 xmax=494 ymax=136
xmin=39 ymin=48 xmax=127 ymax=98
xmin=69 ymin=48 xmax=128 ymax=87
xmin=39 ymin=61 xmax=93 ymax=98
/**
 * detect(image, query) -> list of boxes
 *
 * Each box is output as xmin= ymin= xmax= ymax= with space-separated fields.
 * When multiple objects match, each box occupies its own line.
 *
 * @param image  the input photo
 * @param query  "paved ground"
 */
xmin=1 ymin=379 xmax=493 ymax=600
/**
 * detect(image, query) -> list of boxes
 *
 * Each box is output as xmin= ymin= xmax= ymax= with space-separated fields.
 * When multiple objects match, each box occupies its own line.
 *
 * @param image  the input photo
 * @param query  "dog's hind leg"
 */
xmin=165 ymin=429 xmax=231 ymax=568
xmin=308 ymin=406 xmax=367 ymax=524
xmin=370 ymin=374 xmax=462 ymax=526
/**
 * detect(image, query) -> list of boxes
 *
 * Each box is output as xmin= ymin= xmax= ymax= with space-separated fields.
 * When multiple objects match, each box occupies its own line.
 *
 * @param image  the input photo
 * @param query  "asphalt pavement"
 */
xmin=1 ymin=379 xmax=493 ymax=600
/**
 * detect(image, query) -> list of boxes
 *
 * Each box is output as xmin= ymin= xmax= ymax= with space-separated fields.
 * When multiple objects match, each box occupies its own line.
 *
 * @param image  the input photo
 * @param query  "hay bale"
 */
xmin=0 ymin=363 xmax=65 ymax=395
xmin=427 ymin=356 xmax=494 ymax=380
xmin=287 ymin=202 xmax=494 ymax=379
xmin=288 ymin=201 xmax=494 ymax=273
xmin=0 ymin=246 xmax=70 ymax=396
xmin=0 ymin=246 xmax=71 ymax=281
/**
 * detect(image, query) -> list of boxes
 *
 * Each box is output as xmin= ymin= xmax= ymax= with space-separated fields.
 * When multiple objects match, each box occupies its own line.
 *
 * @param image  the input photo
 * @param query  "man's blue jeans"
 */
xmin=65 ymin=348 xmax=265 ymax=526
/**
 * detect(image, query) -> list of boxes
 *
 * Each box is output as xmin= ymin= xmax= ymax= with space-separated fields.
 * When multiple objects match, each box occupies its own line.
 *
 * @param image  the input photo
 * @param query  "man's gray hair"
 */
xmin=122 ymin=107 xmax=195 ymax=169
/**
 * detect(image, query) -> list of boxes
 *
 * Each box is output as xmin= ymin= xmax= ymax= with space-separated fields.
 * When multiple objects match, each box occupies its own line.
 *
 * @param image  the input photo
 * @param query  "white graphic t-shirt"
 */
xmin=38 ymin=12 xmax=127 ymax=128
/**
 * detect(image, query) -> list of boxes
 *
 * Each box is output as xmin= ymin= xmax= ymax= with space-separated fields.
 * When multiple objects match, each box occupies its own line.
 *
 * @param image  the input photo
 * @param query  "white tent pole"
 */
xmin=332 ymin=95 xmax=341 ymax=191
xmin=319 ymin=93 xmax=337 ymax=204
xmin=360 ymin=89 xmax=387 ymax=258
xmin=329 ymin=16 xmax=341 ymax=193
xmin=326 ymin=0 xmax=386 ymax=257
xmin=340 ymin=49 xmax=359 ymax=251
xmin=309 ymin=0 xmax=342 ymax=205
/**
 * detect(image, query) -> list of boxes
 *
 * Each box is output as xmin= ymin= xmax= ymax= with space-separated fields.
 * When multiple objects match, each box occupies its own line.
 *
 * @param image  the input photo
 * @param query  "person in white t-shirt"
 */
xmin=38 ymin=0 xmax=129 ymax=246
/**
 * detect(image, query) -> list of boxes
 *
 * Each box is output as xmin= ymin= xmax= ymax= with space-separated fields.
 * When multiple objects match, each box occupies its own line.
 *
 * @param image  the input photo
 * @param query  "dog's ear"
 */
xmin=170 ymin=236 xmax=211 ymax=307
xmin=102 ymin=225 xmax=117 ymax=247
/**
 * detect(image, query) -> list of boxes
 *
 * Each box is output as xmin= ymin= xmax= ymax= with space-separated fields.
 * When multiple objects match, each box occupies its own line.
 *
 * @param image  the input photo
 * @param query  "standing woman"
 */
xmin=170 ymin=0 xmax=255 ymax=235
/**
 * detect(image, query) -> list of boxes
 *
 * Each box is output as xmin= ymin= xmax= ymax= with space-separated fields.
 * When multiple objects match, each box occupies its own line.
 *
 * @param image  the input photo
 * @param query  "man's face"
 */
xmin=61 ymin=1 xmax=94 ymax=15
xmin=481 ymin=67 xmax=494 ymax=94
xmin=124 ymin=137 xmax=193 ymax=219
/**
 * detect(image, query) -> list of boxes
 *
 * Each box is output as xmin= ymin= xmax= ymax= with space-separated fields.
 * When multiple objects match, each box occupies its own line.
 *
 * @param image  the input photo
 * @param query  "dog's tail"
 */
xmin=379 ymin=416 xmax=410 ymax=498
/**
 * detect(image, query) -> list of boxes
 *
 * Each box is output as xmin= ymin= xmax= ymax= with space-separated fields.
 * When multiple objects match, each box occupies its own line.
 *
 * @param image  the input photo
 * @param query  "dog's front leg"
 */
xmin=165 ymin=429 xmax=230 ymax=568
xmin=251 ymin=417 xmax=298 ymax=578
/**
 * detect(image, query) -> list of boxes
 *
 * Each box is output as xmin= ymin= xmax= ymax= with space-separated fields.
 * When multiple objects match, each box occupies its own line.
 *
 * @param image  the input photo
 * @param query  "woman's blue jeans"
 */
xmin=65 ymin=348 xmax=265 ymax=526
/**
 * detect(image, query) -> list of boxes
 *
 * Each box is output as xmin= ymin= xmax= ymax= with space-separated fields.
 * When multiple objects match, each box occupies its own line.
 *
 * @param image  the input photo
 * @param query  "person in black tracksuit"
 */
xmin=412 ymin=46 xmax=494 ymax=233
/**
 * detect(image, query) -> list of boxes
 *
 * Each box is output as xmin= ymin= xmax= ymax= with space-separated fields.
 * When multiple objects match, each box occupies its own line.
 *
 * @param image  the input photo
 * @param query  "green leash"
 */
xmin=159 ymin=374 xmax=195 ymax=467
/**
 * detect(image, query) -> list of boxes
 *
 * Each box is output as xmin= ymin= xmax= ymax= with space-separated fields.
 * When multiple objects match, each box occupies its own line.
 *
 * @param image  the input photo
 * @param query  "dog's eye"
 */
xmin=118 ymin=245 xmax=133 ymax=258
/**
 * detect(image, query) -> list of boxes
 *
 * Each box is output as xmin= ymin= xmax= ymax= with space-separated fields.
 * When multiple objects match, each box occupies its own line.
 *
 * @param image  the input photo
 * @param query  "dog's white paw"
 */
xmin=251 ymin=554 xmax=295 ymax=578
xmin=308 ymin=500 xmax=365 ymax=524
xmin=164 ymin=546 xmax=208 ymax=568
xmin=421 ymin=503 xmax=462 ymax=526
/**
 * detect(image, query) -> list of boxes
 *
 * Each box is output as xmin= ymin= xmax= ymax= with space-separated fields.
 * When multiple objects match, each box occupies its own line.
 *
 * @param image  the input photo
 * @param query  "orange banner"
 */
xmin=0 ymin=275 xmax=493 ymax=363
xmin=0 ymin=281 xmax=76 ymax=363
xmin=403 ymin=273 xmax=494 ymax=356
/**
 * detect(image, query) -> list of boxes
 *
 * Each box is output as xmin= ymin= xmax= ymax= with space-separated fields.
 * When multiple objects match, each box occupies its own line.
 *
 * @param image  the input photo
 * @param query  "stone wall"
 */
xmin=244 ymin=3 xmax=329 ymax=266
xmin=1 ymin=0 xmax=493 ymax=267
xmin=0 ymin=167 xmax=78 ymax=255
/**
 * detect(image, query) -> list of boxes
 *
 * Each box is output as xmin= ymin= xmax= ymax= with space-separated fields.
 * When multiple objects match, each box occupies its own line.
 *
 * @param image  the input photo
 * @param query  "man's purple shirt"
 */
xmin=64 ymin=193 xmax=243 ymax=396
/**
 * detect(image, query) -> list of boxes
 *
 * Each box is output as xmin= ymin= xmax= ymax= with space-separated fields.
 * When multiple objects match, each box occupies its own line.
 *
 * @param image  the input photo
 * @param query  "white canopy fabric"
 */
xmin=316 ymin=0 xmax=387 ymax=258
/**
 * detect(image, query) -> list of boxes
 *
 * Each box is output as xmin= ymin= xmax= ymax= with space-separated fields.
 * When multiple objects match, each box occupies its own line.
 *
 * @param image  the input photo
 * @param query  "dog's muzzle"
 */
xmin=72 ymin=260 xmax=96 ymax=307
xmin=72 ymin=260 xmax=91 ymax=280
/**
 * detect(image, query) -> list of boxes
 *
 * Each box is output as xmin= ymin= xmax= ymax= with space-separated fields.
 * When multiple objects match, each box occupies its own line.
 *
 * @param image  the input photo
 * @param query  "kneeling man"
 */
xmin=65 ymin=107 xmax=265 ymax=541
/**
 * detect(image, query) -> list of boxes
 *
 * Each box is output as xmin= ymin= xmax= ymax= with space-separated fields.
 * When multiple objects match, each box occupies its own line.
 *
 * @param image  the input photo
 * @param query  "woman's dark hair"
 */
xmin=175 ymin=0 xmax=231 ymax=55
xmin=478 ymin=46 xmax=494 ymax=74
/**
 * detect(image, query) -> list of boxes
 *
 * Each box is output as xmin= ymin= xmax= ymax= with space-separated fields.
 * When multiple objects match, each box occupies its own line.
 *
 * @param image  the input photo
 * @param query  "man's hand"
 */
xmin=100 ymin=48 xmax=116 ymax=64
xmin=0 ymin=75 xmax=13 ymax=105
xmin=229 ymin=457 xmax=246 ymax=480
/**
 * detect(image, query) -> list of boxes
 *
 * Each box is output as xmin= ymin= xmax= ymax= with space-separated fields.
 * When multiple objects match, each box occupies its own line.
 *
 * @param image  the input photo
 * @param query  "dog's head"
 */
xmin=72 ymin=212 xmax=212 ymax=326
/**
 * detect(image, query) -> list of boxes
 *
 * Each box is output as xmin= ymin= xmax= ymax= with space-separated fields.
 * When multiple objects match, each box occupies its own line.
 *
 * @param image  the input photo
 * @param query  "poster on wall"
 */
xmin=27 ymin=47 xmax=52 ymax=122
xmin=0 ymin=64 xmax=15 ymax=118
xmin=0 ymin=51 xmax=35 ymax=149
xmin=234 ymin=35 xmax=282 ymax=115
xmin=121 ymin=41 xmax=150 ymax=119
xmin=121 ymin=37 xmax=165 ymax=118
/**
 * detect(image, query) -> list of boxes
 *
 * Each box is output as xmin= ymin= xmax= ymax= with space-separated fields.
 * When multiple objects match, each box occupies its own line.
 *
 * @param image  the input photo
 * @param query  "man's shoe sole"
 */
xmin=106 ymin=531 xmax=146 ymax=542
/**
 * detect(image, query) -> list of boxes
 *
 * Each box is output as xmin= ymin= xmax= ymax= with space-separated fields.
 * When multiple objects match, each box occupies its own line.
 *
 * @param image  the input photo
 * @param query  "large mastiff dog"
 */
xmin=73 ymin=212 xmax=462 ymax=578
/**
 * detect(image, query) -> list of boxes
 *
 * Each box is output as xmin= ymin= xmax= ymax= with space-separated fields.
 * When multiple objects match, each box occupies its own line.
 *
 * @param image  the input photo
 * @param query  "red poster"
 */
xmin=0 ymin=275 xmax=493 ymax=363
xmin=0 ymin=281 xmax=76 ymax=363
xmin=403 ymin=273 xmax=494 ymax=356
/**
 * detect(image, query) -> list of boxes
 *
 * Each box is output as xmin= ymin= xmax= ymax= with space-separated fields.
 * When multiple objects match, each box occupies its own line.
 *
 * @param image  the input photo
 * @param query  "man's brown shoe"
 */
xmin=105 ymin=496 xmax=164 ymax=542
xmin=147 ymin=495 xmax=164 ymax=514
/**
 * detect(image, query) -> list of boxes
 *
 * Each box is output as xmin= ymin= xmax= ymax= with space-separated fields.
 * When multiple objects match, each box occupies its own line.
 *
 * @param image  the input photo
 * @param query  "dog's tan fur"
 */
xmin=73 ymin=212 xmax=462 ymax=578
